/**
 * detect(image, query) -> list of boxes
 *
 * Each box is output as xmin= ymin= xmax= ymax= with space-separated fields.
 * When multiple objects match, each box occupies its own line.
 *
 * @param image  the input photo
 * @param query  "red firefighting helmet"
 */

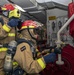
xmin=2 ymin=4 xmax=21 ymax=18
xmin=20 ymin=20 xmax=42 ymax=30
xmin=0 ymin=3 xmax=14 ymax=14
xmin=2 ymin=3 xmax=15 ymax=11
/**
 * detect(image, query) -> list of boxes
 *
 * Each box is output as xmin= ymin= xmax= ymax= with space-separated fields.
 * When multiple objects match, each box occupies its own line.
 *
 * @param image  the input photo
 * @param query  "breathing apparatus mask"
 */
xmin=2 ymin=8 xmax=21 ymax=19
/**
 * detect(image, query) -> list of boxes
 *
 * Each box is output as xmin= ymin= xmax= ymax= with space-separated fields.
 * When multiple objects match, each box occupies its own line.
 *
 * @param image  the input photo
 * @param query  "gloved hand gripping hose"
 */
xmin=56 ymin=14 xmax=74 ymax=65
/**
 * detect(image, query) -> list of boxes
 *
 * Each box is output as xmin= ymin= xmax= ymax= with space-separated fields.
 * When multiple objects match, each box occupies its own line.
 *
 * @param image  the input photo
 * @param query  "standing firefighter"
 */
xmin=11 ymin=20 xmax=56 ymax=75
xmin=0 ymin=4 xmax=21 ymax=75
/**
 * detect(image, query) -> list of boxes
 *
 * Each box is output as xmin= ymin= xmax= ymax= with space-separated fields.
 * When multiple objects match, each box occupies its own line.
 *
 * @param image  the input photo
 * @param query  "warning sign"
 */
xmin=48 ymin=16 xmax=56 ymax=20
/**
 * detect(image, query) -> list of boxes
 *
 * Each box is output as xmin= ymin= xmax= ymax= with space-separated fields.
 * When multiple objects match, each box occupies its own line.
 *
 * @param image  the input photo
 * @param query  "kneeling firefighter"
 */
xmin=8 ymin=20 xmax=56 ymax=75
xmin=0 ymin=4 xmax=21 ymax=75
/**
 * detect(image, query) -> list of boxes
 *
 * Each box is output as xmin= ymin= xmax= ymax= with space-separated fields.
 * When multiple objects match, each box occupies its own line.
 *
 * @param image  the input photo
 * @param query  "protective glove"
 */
xmin=43 ymin=53 xmax=56 ymax=64
xmin=8 ymin=18 xmax=20 ymax=27
xmin=13 ymin=66 xmax=25 ymax=75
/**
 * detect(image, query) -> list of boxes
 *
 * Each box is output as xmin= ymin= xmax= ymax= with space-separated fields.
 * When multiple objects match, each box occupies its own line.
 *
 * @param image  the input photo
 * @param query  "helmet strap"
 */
xmin=27 ymin=26 xmax=37 ymax=41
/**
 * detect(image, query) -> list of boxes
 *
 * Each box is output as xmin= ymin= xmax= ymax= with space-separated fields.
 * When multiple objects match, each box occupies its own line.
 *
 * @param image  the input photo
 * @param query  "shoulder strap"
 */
xmin=16 ymin=38 xmax=32 ymax=47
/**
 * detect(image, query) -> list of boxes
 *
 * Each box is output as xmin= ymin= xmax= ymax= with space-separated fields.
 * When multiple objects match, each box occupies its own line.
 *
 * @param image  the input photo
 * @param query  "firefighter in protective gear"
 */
xmin=0 ymin=4 xmax=21 ymax=75
xmin=11 ymin=20 xmax=56 ymax=75
xmin=0 ymin=3 xmax=21 ymax=38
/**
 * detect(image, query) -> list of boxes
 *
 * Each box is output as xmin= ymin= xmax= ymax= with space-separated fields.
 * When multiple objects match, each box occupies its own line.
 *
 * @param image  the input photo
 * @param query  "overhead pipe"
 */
xmin=56 ymin=14 xmax=74 ymax=65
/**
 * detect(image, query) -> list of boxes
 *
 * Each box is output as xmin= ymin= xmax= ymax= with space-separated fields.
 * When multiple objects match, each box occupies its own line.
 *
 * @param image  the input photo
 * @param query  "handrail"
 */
xmin=56 ymin=14 xmax=74 ymax=65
